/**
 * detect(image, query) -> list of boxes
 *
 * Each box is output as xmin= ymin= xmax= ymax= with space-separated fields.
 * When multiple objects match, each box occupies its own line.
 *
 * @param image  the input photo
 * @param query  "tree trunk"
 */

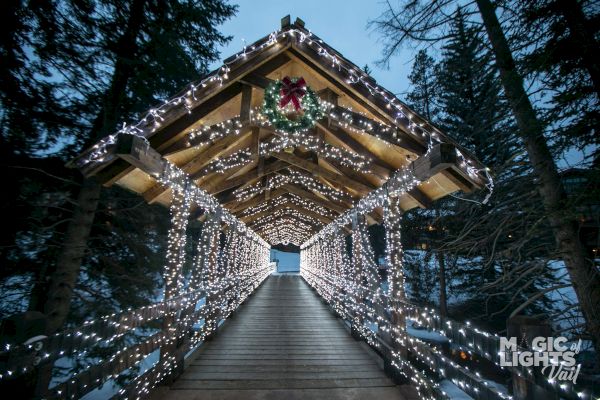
xmin=40 ymin=0 xmax=147 ymax=335
xmin=43 ymin=178 xmax=101 ymax=333
xmin=438 ymin=251 xmax=448 ymax=318
xmin=476 ymin=0 xmax=600 ymax=357
xmin=557 ymin=0 xmax=600 ymax=98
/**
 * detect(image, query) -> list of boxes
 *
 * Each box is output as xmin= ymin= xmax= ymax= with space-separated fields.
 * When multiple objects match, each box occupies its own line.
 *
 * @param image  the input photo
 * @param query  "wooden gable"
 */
xmin=72 ymin=16 xmax=490 ymax=246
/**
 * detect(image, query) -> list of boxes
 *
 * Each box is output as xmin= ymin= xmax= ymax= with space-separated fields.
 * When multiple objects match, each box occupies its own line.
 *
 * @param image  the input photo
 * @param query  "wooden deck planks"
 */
xmin=154 ymin=275 xmax=411 ymax=400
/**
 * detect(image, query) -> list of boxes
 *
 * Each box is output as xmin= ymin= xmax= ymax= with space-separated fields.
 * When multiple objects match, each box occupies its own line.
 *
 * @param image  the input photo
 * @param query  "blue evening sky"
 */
xmin=210 ymin=0 xmax=415 ymax=97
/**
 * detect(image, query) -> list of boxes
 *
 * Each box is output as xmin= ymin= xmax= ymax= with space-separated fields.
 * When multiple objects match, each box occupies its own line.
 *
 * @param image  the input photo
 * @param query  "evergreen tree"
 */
xmin=401 ymin=49 xmax=447 ymax=313
xmin=372 ymin=0 xmax=600 ymax=354
xmin=436 ymin=9 xmax=513 ymax=167
xmin=40 ymin=0 xmax=237 ymax=335
xmin=520 ymin=0 xmax=599 ymax=157
xmin=0 ymin=0 xmax=237 ymax=335
xmin=400 ymin=10 xmax=559 ymax=330
xmin=406 ymin=50 xmax=440 ymax=122
xmin=434 ymin=10 xmax=558 ymax=330
xmin=0 ymin=0 xmax=238 ymax=392
xmin=0 ymin=0 xmax=77 ymax=156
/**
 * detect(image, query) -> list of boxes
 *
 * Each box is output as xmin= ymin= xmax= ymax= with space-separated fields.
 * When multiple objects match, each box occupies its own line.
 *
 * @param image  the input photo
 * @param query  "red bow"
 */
xmin=279 ymin=76 xmax=306 ymax=111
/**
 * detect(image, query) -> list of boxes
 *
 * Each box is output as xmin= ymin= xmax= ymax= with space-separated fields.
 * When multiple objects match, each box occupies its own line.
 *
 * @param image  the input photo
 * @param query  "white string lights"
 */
xmin=239 ymin=193 xmax=336 ymax=220
xmin=74 ymin=22 xmax=489 ymax=198
xmin=197 ymin=148 xmax=253 ymax=176
xmin=301 ymin=187 xmax=591 ymax=400
xmin=255 ymin=121 xmax=372 ymax=172
xmin=302 ymin=164 xmax=420 ymax=248
xmin=233 ymin=169 xmax=348 ymax=204
xmin=30 ymin=18 xmax=513 ymax=400
xmin=251 ymin=211 xmax=319 ymax=246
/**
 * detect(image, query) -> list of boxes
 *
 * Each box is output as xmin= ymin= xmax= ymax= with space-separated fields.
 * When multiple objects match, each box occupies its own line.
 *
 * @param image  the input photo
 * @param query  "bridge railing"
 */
xmin=300 ymin=195 xmax=598 ymax=400
xmin=0 ymin=192 xmax=273 ymax=400
xmin=0 ymin=264 xmax=272 ymax=399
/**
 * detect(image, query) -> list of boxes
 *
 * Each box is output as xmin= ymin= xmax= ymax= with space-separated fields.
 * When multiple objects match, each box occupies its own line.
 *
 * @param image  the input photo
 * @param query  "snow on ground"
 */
xmin=440 ymin=380 xmax=474 ymax=399
xmin=483 ymin=379 xmax=509 ymax=396
xmin=406 ymin=319 xmax=449 ymax=343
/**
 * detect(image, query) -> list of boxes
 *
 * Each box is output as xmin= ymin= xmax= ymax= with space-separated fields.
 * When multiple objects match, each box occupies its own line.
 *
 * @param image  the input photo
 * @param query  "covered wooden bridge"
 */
xmin=3 ymin=15 xmax=587 ymax=400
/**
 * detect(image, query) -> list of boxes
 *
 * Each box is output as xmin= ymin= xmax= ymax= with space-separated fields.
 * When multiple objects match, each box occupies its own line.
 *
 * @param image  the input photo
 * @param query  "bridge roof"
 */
xmin=71 ymin=15 xmax=490 ymax=247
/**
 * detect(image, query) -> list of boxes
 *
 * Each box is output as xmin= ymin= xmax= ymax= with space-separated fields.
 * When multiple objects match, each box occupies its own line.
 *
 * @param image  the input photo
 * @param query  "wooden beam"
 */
xmin=319 ymin=158 xmax=377 ymax=191
xmin=285 ymin=203 xmax=333 ymax=225
xmin=206 ymin=160 xmax=288 ymax=194
xmin=287 ymin=44 xmax=428 ymax=153
xmin=241 ymin=202 xmax=332 ymax=226
xmin=239 ymin=71 xmax=423 ymax=160
xmin=240 ymin=206 xmax=278 ymax=223
xmin=316 ymin=88 xmax=393 ymax=179
xmin=115 ymin=134 xmax=164 ymax=177
xmin=188 ymin=131 xmax=250 ymax=179
xmin=227 ymin=187 xmax=288 ymax=213
xmin=327 ymin=105 xmax=424 ymax=155
xmin=200 ymin=129 xmax=273 ymax=194
xmin=85 ymin=83 xmax=245 ymax=183
xmin=239 ymin=73 xmax=273 ymax=89
xmin=442 ymin=169 xmax=476 ymax=193
xmin=240 ymin=83 xmax=253 ymax=122
xmin=251 ymin=127 xmax=260 ymax=162
xmin=318 ymin=124 xmax=392 ymax=179
xmin=113 ymin=134 xmax=249 ymax=231
xmin=411 ymin=143 xmax=460 ymax=181
xmin=282 ymin=184 xmax=348 ymax=214
xmin=143 ymin=130 xmax=251 ymax=203
xmin=196 ymin=156 xmax=250 ymax=191
xmin=83 ymin=44 xmax=293 ymax=185
xmin=406 ymin=188 xmax=433 ymax=209
xmin=273 ymin=151 xmax=373 ymax=195
xmin=253 ymin=220 xmax=317 ymax=235
xmin=277 ymin=167 xmax=357 ymax=205
xmin=248 ymin=211 xmax=321 ymax=228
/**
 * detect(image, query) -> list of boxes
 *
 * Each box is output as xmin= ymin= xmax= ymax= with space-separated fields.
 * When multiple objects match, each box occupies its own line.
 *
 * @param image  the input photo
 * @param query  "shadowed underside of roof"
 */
xmin=72 ymin=15 xmax=490 ymax=247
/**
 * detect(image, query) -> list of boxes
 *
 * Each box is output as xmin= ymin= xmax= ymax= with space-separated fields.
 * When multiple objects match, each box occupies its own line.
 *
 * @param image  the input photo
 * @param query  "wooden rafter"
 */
xmin=273 ymin=151 xmax=373 ymax=195
xmin=281 ymin=184 xmax=348 ymax=214
xmin=318 ymin=158 xmax=376 ymax=191
xmin=240 ymin=70 xmax=425 ymax=157
xmin=207 ymin=160 xmax=288 ymax=194
xmin=83 ymin=44 xmax=293 ymax=185
xmin=407 ymin=188 xmax=433 ymax=209
xmin=250 ymin=214 xmax=319 ymax=232
xmin=144 ymin=80 xmax=257 ymax=203
xmin=241 ymin=202 xmax=332 ymax=226
xmin=226 ymin=187 xmax=288 ymax=213
xmin=317 ymin=124 xmax=391 ymax=179
xmin=143 ymin=129 xmax=252 ymax=203
xmin=286 ymin=45 xmax=429 ymax=154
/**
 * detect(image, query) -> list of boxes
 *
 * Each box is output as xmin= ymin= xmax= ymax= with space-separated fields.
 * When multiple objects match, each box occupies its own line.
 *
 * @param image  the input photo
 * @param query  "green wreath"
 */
xmin=261 ymin=76 xmax=324 ymax=133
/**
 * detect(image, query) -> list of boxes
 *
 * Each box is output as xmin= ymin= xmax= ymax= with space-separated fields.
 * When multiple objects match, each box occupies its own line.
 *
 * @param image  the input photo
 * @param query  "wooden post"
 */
xmin=382 ymin=195 xmax=409 ymax=383
xmin=507 ymin=316 xmax=559 ymax=400
xmin=350 ymin=213 xmax=366 ymax=340
xmin=201 ymin=213 xmax=222 ymax=341
xmin=221 ymin=228 xmax=236 ymax=316
xmin=159 ymin=185 xmax=191 ymax=381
